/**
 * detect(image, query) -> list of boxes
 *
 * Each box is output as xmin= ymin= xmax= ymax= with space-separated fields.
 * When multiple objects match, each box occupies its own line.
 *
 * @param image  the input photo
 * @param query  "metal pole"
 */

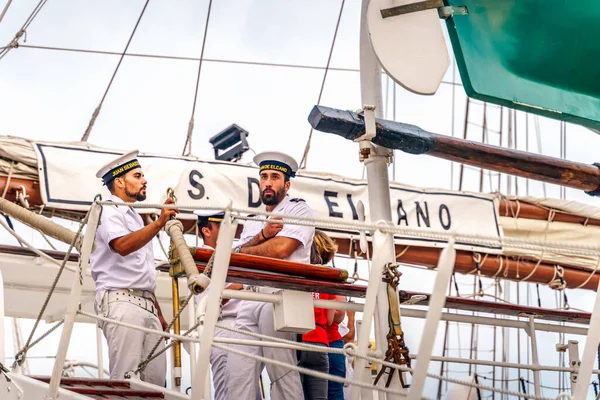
xmin=96 ymin=326 xmax=104 ymax=379
xmin=192 ymin=209 xmax=237 ymax=400
xmin=458 ymin=97 xmax=470 ymax=191
xmin=573 ymin=279 xmax=600 ymax=399
xmin=195 ymin=295 xmax=212 ymax=400
xmin=436 ymin=279 xmax=454 ymax=399
xmin=492 ymin=281 xmax=498 ymax=399
xmin=354 ymin=1 xmax=398 ymax=399
xmin=398 ymin=308 xmax=588 ymax=336
xmin=479 ymin=102 xmax=487 ymax=191
xmin=356 ymin=319 xmax=374 ymax=400
xmin=48 ymin=202 xmax=101 ymax=398
xmin=188 ymin=287 xmax=197 ymax=383
xmin=408 ymin=354 xmax=580 ymax=374
xmin=526 ymin=316 xmax=541 ymax=397
xmin=351 ymin=231 xmax=395 ymax=400
xmin=501 ymin=281 xmax=511 ymax=400
xmin=408 ymin=240 xmax=456 ymax=400
xmin=567 ymin=340 xmax=580 ymax=395
xmin=171 ymin=276 xmax=182 ymax=388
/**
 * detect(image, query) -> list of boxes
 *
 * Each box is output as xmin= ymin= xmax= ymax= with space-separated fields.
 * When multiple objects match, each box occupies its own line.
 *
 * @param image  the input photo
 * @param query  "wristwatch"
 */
xmin=234 ymin=246 xmax=242 ymax=254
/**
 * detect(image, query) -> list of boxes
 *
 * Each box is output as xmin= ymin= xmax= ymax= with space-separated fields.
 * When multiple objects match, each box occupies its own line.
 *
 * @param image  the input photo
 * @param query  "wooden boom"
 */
xmin=308 ymin=105 xmax=600 ymax=195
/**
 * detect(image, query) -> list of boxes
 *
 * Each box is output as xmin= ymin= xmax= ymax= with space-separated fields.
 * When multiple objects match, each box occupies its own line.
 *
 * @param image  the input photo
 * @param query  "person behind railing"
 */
xmin=293 ymin=230 xmax=340 ymax=400
xmin=311 ymin=230 xmax=347 ymax=400
xmin=340 ymin=310 xmax=356 ymax=400
xmin=190 ymin=209 xmax=254 ymax=400
xmin=91 ymin=150 xmax=177 ymax=385
xmin=227 ymin=151 xmax=314 ymax=400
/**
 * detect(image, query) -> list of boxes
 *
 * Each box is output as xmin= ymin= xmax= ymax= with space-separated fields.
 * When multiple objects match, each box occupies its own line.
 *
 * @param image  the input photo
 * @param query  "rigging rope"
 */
xmin=0 ymin=0 xmax=14 ymax=25
xmin=0 ymin=0 xmax=49 ymax=61
xmin=80 ymin=0 xmax=151 ymax=142
xmin=298 ymin=0 xmax=346 ymax=170
xmin=11 ymin=208 xmax=90 ymax=367
xmin=10 ymin=44 xmax=464 ymax=87
xmin=10 ymin=320 xmax=64 ymax=369
xmin=181 ymin=0 xmax=213 ymax=157
xmin=136 ymin=318 xmax=202 ymax=373
xmin=137 ymin=291 xmax=194 ymax=373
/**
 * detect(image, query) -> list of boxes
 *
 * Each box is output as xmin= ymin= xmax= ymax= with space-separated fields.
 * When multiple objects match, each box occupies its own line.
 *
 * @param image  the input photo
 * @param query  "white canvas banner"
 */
xmin=34 ymin=143 xmax=502 ymax=252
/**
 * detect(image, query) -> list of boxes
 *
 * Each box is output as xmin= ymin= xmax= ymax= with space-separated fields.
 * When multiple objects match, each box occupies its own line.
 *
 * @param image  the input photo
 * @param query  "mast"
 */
xmin=351 ymin=1 xmax=402 ymax=399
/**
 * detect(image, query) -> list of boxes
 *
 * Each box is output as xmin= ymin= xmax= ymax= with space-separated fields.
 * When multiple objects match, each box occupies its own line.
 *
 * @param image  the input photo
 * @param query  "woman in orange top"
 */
xmin=296 ymin=230 xmax=340 ymax=399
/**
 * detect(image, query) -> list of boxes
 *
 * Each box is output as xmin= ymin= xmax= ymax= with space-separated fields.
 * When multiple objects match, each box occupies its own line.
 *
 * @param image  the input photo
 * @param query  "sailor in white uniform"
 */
xmin=192 ymin=209 xmax=250 ymax=400
xmin=227 ymin=151 xmax=314 ymax=400
xmin=91 ymin=150 xmax=176 ymax=385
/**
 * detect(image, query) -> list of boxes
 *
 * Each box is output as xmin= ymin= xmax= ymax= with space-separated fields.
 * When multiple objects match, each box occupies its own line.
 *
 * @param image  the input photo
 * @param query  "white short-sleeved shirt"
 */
xmin=239 ymin=196 xmax=315 ymax=264
xmin=194 ymin=244 xmax=241 ymax=319
xmin=239 ymin=196 xmax=314 ymax=293
xmin=90 ymin=194 xmax=156 ymax=296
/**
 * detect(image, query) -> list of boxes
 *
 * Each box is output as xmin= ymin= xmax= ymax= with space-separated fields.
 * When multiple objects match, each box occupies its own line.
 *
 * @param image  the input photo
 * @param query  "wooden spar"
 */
xmin=0 ymin=242 xmax=588 ymax=323
xmin=308 ymin=105 xmax=600 ymax=194
xmin=192 ymin=247 xmax=349 ymax=282
xmin=191 ymin=263 xmax=359 ymax=297
xmin=498 ymin=198 xmax=600 ymax=227
xmin=154 ymin=263 xmax=593 ymax=326
xmin=334 ymin=240 xmax=600 ymax=291
xmin=0 ymin=177 xmax=43 ymax=205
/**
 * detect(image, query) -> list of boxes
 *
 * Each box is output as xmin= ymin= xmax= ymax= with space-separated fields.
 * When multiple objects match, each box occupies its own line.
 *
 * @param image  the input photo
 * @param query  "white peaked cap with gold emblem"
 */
xmin=254 ymin=151 xmax=298 ymax=178
xmin=193 ymin=209 xmax=225 ymax=223
xmin=96 ymin=150 xmax=141 ymax=185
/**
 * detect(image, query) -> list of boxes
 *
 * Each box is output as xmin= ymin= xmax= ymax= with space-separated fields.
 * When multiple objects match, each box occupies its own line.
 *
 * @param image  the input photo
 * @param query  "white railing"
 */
xmin=0 ymin=269 xmax=5 ymax=365
xmin=1 ymin=197 xmax=599 ymax=398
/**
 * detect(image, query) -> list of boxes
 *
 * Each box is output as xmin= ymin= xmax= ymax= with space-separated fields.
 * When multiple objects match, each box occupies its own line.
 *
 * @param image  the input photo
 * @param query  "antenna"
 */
xmin=367 ymin=0 xmax=450 ymax=95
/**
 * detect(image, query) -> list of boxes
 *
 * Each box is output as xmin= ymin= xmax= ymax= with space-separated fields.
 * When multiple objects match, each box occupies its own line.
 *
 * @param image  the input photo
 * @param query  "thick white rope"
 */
xmin=0 ymin=198 xmax=83 ymax=251
xmin=0 ymin=215 xmax=76 ymax=272
xmin=96 ymin=200 xmax=600 ymax=258
xmin=164 ymin=219 xmax=209 ymax=293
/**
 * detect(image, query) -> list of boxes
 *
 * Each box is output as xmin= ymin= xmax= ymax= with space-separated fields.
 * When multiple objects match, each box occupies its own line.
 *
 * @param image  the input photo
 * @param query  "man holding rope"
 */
xmin=91 ymin=150 xmax=176 ymax=385
xmin=227 ymin=151 xmax=314 ymax=400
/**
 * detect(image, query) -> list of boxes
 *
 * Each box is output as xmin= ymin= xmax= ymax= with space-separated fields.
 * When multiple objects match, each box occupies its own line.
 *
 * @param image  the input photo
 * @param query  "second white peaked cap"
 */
xmin=193 ymin=208 xmax=225 ymax=223
xmin=253 ymin=151 xmax=299 ymax=178
xmin=95 ymin=150 xmax=141 ymax=184
xmin=193 ymin=209 xmax=225 ymax=217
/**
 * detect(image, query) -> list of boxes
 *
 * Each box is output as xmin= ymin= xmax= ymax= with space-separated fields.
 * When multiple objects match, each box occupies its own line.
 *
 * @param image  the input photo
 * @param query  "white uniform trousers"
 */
xmin=97 ymin=298 xmax=166 ymax=385
xmin=226 ymin=301 xmax=303 ymax=400
xmin=212 ymin=317 xmax=237 ymax=400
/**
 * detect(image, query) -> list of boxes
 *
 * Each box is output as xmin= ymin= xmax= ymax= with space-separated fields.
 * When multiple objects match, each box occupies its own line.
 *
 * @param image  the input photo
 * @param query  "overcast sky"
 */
xmin=2 ymin=0 xmax=600 ymax=398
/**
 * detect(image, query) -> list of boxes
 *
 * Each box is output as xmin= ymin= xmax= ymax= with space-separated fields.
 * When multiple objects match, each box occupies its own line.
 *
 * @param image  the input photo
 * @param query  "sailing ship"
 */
xmin=1 ymin=0 xmax=600 ymax=399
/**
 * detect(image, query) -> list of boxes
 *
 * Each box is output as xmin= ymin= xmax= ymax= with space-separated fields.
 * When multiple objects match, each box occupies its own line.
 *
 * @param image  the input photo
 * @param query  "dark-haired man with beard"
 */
xmin=227 ymin=151 xmax=314 ymax=400
xmin=91 ymin=150 xmax=176 ymax=385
